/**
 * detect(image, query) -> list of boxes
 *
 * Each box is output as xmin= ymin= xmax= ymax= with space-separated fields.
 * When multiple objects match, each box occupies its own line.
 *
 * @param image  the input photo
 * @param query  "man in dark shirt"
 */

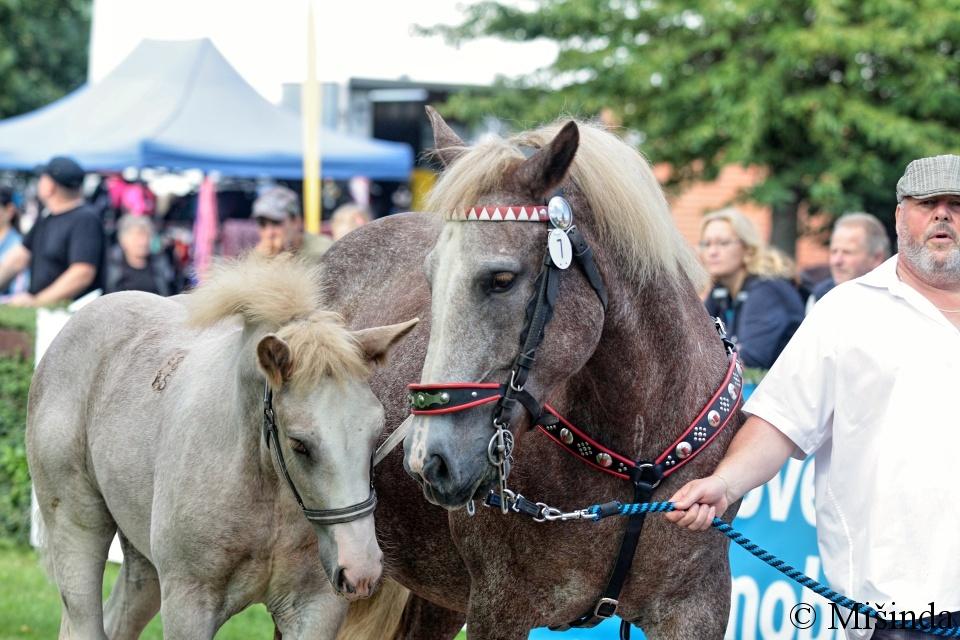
xmin=0 ymin=157 xmax=104 ymax=306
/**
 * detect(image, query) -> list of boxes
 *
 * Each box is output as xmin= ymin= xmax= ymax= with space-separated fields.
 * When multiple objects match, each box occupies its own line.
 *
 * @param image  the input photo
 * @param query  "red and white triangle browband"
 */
xmin=452 ymin=205 xmax=549 ymax=222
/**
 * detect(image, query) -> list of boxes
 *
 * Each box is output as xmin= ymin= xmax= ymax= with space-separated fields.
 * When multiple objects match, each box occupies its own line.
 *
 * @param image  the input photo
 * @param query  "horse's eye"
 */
xmin=289 ymin=438 xmax=309 ymax=456
xmin=490 ymin=271 xmax=516 ymax=292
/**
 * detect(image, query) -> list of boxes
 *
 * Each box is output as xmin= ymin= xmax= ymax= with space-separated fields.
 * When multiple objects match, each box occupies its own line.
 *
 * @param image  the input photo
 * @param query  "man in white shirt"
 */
xmin=666 ymin=154 xmax=960 ymax=640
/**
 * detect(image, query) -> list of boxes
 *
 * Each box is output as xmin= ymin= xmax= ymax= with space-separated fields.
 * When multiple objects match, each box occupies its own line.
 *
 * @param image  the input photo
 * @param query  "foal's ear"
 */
xmin=257 ymin=334 xmax=294 ymax=388
xmin=426 ymin=106 xmax=466 ymax=167
xmin=354 ymin=318 xmax=420 ymax=368
xmin=512 ymin=121 xmax=579 ymax=200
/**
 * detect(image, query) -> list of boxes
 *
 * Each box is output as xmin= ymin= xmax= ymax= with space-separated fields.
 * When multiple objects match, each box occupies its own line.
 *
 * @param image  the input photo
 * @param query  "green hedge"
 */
xmin=0 ymin=306 xmax=35 ymax=544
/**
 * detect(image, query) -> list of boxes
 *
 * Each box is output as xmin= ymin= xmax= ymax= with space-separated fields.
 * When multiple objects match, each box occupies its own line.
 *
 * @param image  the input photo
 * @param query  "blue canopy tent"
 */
xmin=0 ymin=39 xmax=413 ymax=179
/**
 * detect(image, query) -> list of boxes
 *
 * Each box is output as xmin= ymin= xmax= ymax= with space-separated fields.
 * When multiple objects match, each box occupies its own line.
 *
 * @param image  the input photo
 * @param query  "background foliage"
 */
xmin=0 ymin=0 xmax=92 ymax=119
xmin=0 ymin=307 xmax=35 ymax=544
xmin=425 ymin=0 xmax=960 ymax=251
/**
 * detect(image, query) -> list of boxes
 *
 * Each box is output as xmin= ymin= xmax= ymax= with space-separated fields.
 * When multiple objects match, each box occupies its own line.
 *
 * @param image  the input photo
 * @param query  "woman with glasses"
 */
xmin=699 ymin=208 xmax=805 ymax=369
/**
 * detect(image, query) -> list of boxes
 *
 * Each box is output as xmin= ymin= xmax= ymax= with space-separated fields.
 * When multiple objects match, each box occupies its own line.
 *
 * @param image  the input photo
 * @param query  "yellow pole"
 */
xmin=302 ymin=0 xmax=321 ymax=234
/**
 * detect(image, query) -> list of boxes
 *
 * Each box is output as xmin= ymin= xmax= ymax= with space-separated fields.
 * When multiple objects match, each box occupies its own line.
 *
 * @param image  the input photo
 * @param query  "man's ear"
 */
xmin=353 ymin=318 xmax=420 ymax=368
xmin=257 ymin=334 xmax=294 ymax=387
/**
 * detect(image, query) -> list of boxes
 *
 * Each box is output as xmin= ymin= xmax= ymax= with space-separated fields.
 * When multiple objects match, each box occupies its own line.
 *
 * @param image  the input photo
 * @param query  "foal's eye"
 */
xmin=489 ymin=271 xmax=516 ymax=292
xmin=289 ymin=438 xmax=309 ymax=456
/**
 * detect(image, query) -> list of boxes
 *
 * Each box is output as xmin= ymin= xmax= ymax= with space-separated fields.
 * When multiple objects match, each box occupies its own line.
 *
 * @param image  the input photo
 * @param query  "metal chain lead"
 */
xmin=487 ymin=421 xmax=515 ymax=513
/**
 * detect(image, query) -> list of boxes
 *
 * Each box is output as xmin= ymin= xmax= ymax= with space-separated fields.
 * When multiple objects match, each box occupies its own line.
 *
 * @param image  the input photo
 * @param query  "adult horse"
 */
xmin=28 ymin=255 xmax=417 ymax=639
xmin=323 ymin=110 xmax=744 ymax=639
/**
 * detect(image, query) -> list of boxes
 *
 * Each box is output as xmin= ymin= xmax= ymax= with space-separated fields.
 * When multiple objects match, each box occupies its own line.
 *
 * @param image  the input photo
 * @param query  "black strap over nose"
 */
xmin=263 ymin=383 xmax=377 ymax=525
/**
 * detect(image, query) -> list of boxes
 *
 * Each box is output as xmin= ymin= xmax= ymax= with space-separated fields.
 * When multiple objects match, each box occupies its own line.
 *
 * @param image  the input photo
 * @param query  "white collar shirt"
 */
xmin=743 ymin=255 xmax=960 ymax=639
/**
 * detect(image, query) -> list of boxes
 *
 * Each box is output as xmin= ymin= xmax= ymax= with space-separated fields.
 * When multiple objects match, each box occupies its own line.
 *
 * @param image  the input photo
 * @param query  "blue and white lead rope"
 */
xmin=583 ymin=500 xmax=960 ymax=637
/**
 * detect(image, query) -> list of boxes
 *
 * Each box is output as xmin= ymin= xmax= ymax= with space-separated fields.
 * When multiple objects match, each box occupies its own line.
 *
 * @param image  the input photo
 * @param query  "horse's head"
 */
xmin=257 ymin=316 xmax=418 ymax=599
xmin=404 ymin=109 xmax=614 ymax=508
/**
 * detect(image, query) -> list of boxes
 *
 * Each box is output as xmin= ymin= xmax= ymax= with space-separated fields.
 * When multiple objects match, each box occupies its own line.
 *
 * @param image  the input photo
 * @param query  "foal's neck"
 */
xmin=571 ymin=275 xmax=729 ymax=460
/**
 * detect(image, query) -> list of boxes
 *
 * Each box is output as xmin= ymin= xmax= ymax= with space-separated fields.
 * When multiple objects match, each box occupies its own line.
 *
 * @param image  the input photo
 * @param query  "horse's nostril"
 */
xmin=422 ymin=453 xmax=450 ymax=487
xmin=336 ymin=567 xmax=359 ymax=595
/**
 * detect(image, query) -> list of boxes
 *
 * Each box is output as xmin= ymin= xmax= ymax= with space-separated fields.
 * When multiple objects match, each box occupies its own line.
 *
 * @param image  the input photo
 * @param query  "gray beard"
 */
xmin=897 ymin=222 xmax=960 ymax=287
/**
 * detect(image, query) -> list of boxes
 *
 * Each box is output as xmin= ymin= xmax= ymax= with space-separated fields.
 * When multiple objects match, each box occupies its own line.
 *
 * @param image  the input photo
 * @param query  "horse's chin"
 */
xmin=420 ymin=473 xmax=492 ymax=510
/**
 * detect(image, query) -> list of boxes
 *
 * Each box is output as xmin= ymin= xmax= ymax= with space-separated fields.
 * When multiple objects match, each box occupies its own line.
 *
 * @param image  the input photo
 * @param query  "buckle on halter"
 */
xmin=509 ymin=370 xmax=524 ymax=392
xmin=632 ymin=462 xmax=662 ymax=489
xmin=593 ymin=597 xmax=619 ymax=619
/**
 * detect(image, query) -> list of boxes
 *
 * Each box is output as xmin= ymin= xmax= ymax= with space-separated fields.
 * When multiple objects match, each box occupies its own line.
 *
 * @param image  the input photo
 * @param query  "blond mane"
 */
xmin=188 ymin=253 xmax=368 ymax=387
xmin=426 ymin=121 xmax=706 ymax=289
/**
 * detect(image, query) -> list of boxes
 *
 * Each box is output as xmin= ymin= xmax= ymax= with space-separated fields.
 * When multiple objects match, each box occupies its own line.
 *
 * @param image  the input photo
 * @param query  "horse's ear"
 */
xmin=426 ymin=106 xmax=466 ymax=167
xmin=257 ymin=334 xmax=294 ymax=388
xmin=354 ymin=318 xmax=420 ymax=368
xmin=512 ymin=121 xmax=579 ymax=199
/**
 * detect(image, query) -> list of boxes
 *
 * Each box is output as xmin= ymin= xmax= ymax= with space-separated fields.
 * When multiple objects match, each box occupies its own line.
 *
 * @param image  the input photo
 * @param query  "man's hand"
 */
xmin=664 ymin=475 xmax=733 ymax=531
xmin=6 ymin=292 xmax=37 ymax=307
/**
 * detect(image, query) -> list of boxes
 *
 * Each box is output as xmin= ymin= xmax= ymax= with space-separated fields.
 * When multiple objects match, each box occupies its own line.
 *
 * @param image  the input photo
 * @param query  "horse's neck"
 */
xmin=567 ymin=276 xmax=728 ymax=461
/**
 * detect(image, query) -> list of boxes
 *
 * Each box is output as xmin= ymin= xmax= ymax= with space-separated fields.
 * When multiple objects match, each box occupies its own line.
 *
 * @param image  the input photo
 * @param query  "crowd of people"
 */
xmin=697 ymin=205 xmax=892 ymax=370
xmin=0 ymin=157 xmax=372 ymax=307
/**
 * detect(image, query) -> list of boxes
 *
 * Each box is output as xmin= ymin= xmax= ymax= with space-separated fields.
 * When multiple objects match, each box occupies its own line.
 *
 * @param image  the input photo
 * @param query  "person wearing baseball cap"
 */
xmin=0 ymin=155 xmax=105 ymax=306
xmin=667 ymin=155 xmax=960 ymax=638
xmin=252 ymin=185 xmax=331 ymax=259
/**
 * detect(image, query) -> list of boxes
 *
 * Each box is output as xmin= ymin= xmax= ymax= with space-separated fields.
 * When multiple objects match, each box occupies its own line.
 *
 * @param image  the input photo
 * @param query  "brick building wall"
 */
xmin=656 ymin=164 xmax=830 ymax=271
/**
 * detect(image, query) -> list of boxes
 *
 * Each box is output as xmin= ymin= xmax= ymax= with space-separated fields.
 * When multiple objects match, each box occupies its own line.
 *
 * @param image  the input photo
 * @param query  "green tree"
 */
xmin=425 ymin=0 xmax=960 ymax=252
xmin=0 ymin=0 xmax=92 ymax=119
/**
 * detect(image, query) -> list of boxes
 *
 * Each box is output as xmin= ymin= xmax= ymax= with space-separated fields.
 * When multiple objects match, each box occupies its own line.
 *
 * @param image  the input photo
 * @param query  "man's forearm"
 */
xmin=33 ymin=264 xmax=96 ymax=306
xmin=714 ymin=416 xmax=799 ymax=501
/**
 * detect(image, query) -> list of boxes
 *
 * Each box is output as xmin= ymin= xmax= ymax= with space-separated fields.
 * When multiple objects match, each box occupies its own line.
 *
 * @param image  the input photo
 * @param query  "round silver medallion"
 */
xmin=547 ymin=196 xmax=573 ymax=229
xmin=596 ymin=452 xmax=613 ymax=467
xmin=560 ymin=427 xmax=574 ymax=444
xmin=708 ymin=410 xmax=721 ymax=428
xmin=675 ymin=442 xmax=693 ymax=459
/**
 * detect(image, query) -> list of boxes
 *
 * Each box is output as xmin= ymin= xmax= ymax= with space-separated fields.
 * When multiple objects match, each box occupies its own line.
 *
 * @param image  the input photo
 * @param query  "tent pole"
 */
xmin=302 ymin=0 xmax=321 ymax=235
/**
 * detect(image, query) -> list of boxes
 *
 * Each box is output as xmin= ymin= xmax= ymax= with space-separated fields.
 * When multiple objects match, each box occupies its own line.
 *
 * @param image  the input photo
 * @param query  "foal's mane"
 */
xmin=188 ymin=253 xmax=368 ymax=386
xmin=426 ymin=121 xmax=706 ymax=288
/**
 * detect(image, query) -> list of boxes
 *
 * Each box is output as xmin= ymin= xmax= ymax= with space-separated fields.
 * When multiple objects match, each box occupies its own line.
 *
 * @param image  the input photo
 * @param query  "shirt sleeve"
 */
xmin=742 ymin=299 xmax=837 ymax=458
xmin=22 ymin=219 xmax=37 ymax=252
xmin=67 ymin=214 xmax=104 ymax=267
xmin=736 ymin=279 xmax=804 ymax=369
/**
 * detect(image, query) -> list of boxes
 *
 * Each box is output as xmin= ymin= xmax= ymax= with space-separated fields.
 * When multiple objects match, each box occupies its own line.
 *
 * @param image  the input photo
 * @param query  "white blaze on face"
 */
xmin=296 ymin=380 xmax=383 ymax=595
xmin=408 ymin=224 xmax=469 ymax=473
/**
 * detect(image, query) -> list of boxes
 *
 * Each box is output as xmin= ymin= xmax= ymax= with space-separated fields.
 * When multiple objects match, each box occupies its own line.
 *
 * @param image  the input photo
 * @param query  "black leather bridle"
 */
xmin=262 ymin=382 xmax=378 ymax=525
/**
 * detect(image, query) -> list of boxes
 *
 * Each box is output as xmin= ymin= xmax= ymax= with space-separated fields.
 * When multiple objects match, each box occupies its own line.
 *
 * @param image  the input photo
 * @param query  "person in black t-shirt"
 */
xmin=105 ymin=215 xmax=176 ymax=296
xmin=0 ymin=157 xmax=105 ymax=307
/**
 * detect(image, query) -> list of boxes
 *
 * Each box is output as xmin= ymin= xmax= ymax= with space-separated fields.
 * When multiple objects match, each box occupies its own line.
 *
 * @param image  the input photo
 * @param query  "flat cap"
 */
xmin=253 ymin=186 xmax=301 ymax=221
xmin=896 ymin=154 xmax=960 ymax=203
